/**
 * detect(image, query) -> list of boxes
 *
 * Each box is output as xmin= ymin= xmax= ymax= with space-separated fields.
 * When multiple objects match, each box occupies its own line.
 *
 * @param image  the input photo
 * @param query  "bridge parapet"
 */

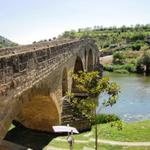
xmin=0 ymin=38 xmax=82 ymax=57
xmin=0 ymin=38 xmax=99 ymax=139
xmin=0 ymin=38 xmax=93 ymax=99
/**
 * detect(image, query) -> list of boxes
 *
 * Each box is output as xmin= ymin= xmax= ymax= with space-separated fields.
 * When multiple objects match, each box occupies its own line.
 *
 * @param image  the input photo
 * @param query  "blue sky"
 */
xmin=0 ymin=0 xmax=150 ymax=44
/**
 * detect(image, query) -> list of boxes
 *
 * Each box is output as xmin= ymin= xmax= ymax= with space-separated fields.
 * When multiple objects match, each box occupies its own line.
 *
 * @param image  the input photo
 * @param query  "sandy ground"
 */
xmin=99 ymin=55 xmax=113 ymax=65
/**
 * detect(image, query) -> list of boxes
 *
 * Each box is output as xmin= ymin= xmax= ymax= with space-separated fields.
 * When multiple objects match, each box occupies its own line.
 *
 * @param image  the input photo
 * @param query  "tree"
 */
xmin=136 ymin=50 xmax=150 ymax=75
xmin=69 ymin=71 xmax=120 ymax=150
xmin=113 ymin=52 xmax=125 ymax=64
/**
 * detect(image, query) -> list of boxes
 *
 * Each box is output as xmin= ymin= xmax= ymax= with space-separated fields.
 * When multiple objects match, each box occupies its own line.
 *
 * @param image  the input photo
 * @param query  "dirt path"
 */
xmin=54 ymin=138 xmax=150 ymax=147
xmin=100 ymin=55 xmax=113 ymax=65
xmin=90 ymin=139 xmax=150 ymax=146
xmin=46 ymin=146 xmax=68 ymax=150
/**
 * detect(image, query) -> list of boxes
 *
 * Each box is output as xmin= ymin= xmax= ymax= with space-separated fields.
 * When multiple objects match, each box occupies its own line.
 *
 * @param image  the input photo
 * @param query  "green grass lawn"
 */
xmin=44 ymin=140 xmax=150 ymax=150
xmin=94 ymin=120 xmax=150 ymax=142
xmin=44 ymin=120 xmax=150 ymax=150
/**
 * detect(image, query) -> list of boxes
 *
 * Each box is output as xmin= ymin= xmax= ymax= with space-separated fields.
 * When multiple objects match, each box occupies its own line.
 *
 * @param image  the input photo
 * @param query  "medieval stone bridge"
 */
xmin=0 ymin=38 xmax=99 ymax=139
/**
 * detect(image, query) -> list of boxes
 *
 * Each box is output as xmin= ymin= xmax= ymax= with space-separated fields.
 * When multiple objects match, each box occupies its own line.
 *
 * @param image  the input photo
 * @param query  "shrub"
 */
xmin=109 ymin=44 xmax=117 ymax=49
xmin=131 ymin=43 xmax=141 ymax=51
xmin=136 ymin=51 xmax=150 ymax=75
xmin=103 ymin=64 xmax=113 ymax=72
xmin=113 ymin=64 xmax=125 ymax=70
xmin=96 ymin=114 xmax=120 ymax=124
xmin=103 ymin=43 xmax=109 ymax=48
xmin=114 ymin=69 xmax=129 ymax=74
xmin=136 ymin=58 xmax=144 ymax=74
xmin=124 ymin=64 xmax=136 ymax=72
xmin=113 ymin=52 xmax=125 ymax=64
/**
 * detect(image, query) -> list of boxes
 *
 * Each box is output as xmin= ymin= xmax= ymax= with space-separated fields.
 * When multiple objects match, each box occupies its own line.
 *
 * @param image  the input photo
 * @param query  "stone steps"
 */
xmin=61 ymin=100 xmax=91 ymax=131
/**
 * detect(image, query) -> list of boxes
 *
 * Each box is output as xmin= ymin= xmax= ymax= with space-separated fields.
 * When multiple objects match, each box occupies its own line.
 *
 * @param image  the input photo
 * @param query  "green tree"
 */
xmin=113 ymin=52 xmax=125 ymax=64
xmin=136 ymin=50 xmax=150 ymax=75
xmin=69 ymin=71 xmax=120 ymax=150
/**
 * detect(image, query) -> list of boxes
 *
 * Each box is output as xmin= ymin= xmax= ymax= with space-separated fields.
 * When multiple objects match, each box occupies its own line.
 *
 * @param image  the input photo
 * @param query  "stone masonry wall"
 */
xmin=0 ymin=38 xmax=99 ymax=139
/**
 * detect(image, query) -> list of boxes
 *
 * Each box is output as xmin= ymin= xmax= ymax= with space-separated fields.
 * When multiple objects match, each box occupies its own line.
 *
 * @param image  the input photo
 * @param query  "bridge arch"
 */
xmin=62 ymin=67 xmax=68 ymax=97
xmin=74 ymin=56 xmax=84 ymax=73
xmin=84 ymin=49 xmax=87 ymax=70
xmin=87 ymin=49 xmax=93 ymax=72
xmin=71 ymin=56 xmax=84 ymax=93
xmin=17 ymin=95 xmax=60 ymax=132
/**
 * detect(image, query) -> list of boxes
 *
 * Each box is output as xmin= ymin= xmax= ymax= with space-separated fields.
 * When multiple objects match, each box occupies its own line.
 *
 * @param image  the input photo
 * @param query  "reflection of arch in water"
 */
xmin=62 ymin=67 xmax=68 ymax=97
xmin=72 ymin=56 xmax=84 ymax=93
xmin=87 ymin=49 xmax=93 ymax=72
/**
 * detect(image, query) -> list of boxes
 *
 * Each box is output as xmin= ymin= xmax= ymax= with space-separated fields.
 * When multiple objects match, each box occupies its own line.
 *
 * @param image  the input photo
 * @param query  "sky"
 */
xmin=0 ymin=0 xmax=150 ymax=44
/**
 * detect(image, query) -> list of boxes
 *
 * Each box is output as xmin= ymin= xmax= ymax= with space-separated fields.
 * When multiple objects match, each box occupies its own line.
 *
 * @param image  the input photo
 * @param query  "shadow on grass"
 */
xmin=4 ymin=122 xmax=66 ymax=150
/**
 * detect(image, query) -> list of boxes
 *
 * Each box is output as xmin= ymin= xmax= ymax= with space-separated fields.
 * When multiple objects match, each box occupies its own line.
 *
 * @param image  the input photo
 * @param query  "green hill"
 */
xmin=59 ymin=24 xmax=150 ymax=52
xmin=0 ymin=35 xmax=17 ymax=48
xmin=58 ymin=24 xmax=150 ymax=75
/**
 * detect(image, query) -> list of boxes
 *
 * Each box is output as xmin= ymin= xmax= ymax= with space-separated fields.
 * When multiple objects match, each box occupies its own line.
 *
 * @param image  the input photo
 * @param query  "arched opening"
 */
xmin=84 ymin=50 xmax=87 ymax=70
xmin=95 ymin=56 xmax=97 ymax=64
xmin=17 ymin=96 xmax=60 ymax=132
xmin=74 ymin=56 xmax=84 ymax=73
xmin=62 ymin=68 xmax=68 ymax=97
xmin=87 ymin=49 xmax=93 ymax=72
xmin=72 ymin=56 xmax=84 ymax=93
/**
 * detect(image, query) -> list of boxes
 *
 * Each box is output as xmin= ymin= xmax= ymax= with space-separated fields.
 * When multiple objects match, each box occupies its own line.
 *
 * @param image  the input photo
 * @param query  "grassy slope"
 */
xmin=96 ymin=120 xmax=150 ymax=142
xmin=60 ymin=26 xmax=150 ymax=51
xmin=44 ymin=120 xmax=150 ymax=150
xmin=0 ymin=35 xmax=17 ymax=48
xmin=48 ymin=142 xmax=150 ymax=150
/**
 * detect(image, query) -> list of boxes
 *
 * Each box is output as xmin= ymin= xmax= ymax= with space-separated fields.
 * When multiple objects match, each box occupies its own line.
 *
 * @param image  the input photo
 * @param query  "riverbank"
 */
xmin=100 ymin=54 xmax=137 ymax=74
xmin=44 ymin=120 xmax=150 ymax=150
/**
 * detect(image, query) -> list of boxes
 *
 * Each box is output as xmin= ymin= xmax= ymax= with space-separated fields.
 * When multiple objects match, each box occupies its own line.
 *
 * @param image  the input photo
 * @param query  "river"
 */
xmin=97 ymin=72 xmax=150 ymax=122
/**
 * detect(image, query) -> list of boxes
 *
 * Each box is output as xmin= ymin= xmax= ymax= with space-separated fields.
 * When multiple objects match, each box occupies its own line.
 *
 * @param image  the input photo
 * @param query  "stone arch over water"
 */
xmin=62 ymin=67 xmax=68 ymax=97
xmin=87 ymin=49 xmax=93 ymax=72
xmin=71 ymin=56 xmax=84 ymax=93
xmin=84 ymin=49 xmax=87 ymax=70
xmin=17 ymin=95 xmax=60 ymax=132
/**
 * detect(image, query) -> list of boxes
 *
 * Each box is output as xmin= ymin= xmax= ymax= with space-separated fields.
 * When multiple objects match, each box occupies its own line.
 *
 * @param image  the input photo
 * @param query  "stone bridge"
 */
xmin=0 ymin=38 xmax=99 ymax=139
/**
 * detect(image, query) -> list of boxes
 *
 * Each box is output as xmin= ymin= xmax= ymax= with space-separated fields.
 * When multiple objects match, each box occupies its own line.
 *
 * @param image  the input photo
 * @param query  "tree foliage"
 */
xmin=113 ymin=52 xmax=125 ymax=64
xmin=136 ymin=50 xmax=150 ymax=75
xmin=69 ymin=71 xmax=120 ymax=122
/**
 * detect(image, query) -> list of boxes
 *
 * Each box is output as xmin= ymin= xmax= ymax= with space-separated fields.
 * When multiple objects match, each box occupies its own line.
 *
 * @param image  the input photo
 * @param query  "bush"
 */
xmin=104 ymin=64 xmax=136 ymax=73
xmin=136 ymin=51 xmax=150 ymax=75
xmin=103 ymin=43 xmax=109 ymax=48
xmin=114 ymin=69 xmax=129 ymax=74
xmin=124 ymin=64 xmax=136 ymax=72
xmin=96 ymin=114 xmax=120 ymax=124
xmin=109 ymin=44 xmax=117 ymax=49
xmin=131 ymin=43 xmax=141 ymax=51
xmin=103 ymin=64 xmax=114 ymax=72
xmin=113 ymin=64 xmax=125 ymax=70
xmin=113 ymin=52 xmax=125 ymax=64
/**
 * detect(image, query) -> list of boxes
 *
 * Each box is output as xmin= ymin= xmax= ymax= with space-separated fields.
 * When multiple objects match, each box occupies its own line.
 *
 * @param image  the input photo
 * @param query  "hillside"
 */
xmin=0 ymin=35 xmax=17 ymax=48
xmin=59 ymin=24 xmax=150 ymax=75
xmin=59 ymin=24 xmax=150 ymax=52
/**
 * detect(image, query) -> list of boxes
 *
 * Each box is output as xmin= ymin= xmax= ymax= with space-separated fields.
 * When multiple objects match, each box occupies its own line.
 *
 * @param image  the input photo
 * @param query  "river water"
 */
xmin=98 ymin=72 xmax=150 ymax=122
